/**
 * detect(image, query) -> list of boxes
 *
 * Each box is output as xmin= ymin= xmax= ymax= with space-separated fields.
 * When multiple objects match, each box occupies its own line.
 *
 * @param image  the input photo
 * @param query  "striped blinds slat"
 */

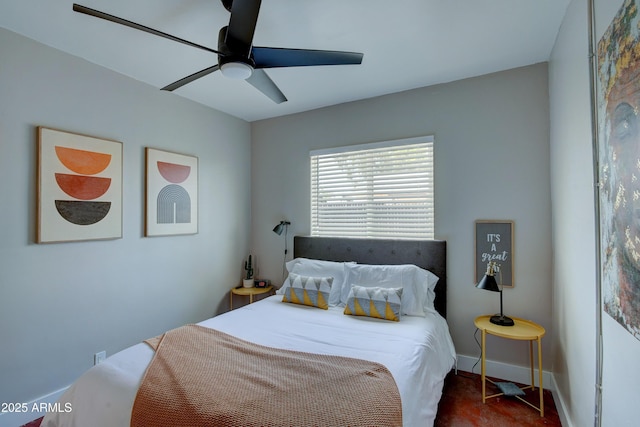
xmin=310 ymin=137 xmax=434 ymax=239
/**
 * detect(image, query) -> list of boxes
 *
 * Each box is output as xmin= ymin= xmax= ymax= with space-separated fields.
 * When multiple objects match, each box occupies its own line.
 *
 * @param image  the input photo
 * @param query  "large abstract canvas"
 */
xmin=597 ymin=0 xmax=640 ymax=340
xmin=37 ymin=127 xmax=122 ymax=243
xmin=145 ymin=148 xmax=198 ymax=236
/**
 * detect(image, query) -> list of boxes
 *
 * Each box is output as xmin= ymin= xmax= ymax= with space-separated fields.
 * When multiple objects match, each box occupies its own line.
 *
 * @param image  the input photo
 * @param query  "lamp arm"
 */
xmin=496 ymin=264 xmax=504 ymax=318
xmin=284 ymin=223 xmax=288 ymax=255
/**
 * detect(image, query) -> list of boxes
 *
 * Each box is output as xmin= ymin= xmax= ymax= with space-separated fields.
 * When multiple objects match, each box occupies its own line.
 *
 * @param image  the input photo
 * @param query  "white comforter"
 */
xmin=42 ymin=295 xmax=456 ymax=427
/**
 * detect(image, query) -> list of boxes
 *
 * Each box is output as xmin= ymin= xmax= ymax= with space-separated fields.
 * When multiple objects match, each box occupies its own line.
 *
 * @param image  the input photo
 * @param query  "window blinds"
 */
xmin=310 ymin=136 xmax=434 ymax=239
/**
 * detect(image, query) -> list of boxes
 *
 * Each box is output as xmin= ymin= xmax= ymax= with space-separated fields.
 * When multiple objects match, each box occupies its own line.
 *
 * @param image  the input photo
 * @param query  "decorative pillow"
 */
xmin=342 ymin=264 xmax=439 ymax=316
xmin=344 ymin=285 xmax=403 ymax=322
xmin=277 ymin=258 xmax=354 ymax=306
xmin=282 ymin=273 xmax=333 ymax=309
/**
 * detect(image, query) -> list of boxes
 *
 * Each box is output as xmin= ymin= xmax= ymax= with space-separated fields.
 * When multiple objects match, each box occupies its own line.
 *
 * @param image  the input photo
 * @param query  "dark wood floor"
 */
xmin=435 ymin=371 xmax=562 ymax=426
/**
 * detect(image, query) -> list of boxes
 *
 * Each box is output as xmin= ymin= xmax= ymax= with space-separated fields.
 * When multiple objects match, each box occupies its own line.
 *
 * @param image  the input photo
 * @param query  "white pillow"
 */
xmin=277 ymin=258 xmax=355 ymax=306
xmin=342 ymin=263 xmax=439 ymax=316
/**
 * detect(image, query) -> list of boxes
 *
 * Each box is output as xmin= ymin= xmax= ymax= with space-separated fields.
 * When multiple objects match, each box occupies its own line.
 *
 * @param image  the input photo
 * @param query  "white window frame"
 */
xmin=310 ymin=136 xmax=434 ymax=240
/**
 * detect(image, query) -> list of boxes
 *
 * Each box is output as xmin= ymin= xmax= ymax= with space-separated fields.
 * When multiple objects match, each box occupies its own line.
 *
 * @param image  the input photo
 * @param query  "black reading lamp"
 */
xmin=476 ymin=261 xmax=514 ymax=326
xmin=272 ymin=220 xmax=290 ymax=237
xmin=273 ymin=221 xmax=291 ymax=280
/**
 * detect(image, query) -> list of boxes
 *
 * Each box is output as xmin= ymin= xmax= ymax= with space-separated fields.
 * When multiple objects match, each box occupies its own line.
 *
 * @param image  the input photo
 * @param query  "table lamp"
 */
xmin=476 ymin=261 xmax=514 ymax=326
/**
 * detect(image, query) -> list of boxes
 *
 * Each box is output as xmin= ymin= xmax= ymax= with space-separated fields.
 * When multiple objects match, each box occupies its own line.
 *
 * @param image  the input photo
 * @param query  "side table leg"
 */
xmin=529 ymin=340 xmax=535 ymax=388
xmin=230 ymin=292 xmax=233 ymax=310
xmin=538 ymin=337 xmax=544 ymax=417
xmin=481 ymin=329 xmax=486 ymax=403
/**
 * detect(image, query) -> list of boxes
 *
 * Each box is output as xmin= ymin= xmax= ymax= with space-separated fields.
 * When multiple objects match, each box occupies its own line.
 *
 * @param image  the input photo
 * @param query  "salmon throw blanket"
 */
xmin=131 ymin=324 xmax=402 ymax=427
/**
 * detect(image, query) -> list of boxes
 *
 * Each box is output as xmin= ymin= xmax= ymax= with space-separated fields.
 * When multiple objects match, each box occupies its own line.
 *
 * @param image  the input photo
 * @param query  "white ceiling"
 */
xmin=1 ymin=0 xmax=570 ymax=122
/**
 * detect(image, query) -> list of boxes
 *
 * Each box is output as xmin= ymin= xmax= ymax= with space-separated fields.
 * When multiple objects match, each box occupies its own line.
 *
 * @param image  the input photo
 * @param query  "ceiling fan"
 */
xmin=72 ymin=1 xmax=364 ymax=104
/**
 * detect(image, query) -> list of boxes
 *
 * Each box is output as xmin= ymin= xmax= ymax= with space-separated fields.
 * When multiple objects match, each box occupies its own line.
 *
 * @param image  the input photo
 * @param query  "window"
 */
xmin=310 ymin=136 xmax=434 ymax=239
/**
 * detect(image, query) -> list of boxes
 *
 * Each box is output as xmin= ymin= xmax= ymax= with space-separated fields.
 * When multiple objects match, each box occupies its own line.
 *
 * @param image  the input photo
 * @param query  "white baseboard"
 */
xmin=0 ymin=386 xmax=69 ymax=427
xmin=456 ymin=354 xmax=554 ymax=390
xmin=549 ymin=374 xmax=574 ymax=427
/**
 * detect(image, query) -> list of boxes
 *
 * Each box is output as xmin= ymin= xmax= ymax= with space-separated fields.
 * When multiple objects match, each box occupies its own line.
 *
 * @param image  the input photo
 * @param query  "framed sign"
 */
xmin=474 ymin=220 xmax=514 ymax=287
xmin=145 ymin=148 xmax=198 ymax=236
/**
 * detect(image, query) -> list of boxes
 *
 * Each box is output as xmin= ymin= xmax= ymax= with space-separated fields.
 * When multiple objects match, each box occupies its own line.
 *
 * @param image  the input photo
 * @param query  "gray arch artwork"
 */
xmin=157 ymin=184 xmax=191 ymax=224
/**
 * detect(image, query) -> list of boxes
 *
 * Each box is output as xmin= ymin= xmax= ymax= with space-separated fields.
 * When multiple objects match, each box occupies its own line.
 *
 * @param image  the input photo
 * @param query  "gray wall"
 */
xmin=549 ymin=1 xmax=597 ymax=426
xmin=551 ymin=1 xmax=640 ymax=425
xmin=0 ymin=28 xmax=251 ymax=405
xmin=251 ymin=63 xmax=553 ymax=370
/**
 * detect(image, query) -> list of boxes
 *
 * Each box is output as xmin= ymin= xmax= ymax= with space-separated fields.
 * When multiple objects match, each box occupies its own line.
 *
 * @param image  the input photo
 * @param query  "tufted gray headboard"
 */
xmin=293 ymin=236 xmax=447 ymax=318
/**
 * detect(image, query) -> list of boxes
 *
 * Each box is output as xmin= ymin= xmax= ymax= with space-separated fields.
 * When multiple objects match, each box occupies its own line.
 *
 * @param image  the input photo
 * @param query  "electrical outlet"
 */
xmin=94 ymin=351 xmax=106 ymax=365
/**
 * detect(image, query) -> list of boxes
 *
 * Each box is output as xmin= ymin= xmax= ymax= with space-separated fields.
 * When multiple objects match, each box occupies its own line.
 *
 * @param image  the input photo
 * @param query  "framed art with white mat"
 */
xmin=145 ymin=148 xmax=198 ymax=237
xmin=37 ymin=126 xmax=122 ymax=243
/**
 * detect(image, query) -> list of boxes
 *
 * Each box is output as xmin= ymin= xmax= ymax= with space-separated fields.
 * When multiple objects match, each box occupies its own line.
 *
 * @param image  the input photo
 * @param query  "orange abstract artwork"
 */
xmin=37 ymin=127 xmax=122 ymax=243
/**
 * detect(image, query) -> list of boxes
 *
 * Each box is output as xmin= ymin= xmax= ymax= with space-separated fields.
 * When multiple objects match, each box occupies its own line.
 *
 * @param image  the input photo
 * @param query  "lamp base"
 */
xmin=490 ymin=314 xmax=514 ymax=326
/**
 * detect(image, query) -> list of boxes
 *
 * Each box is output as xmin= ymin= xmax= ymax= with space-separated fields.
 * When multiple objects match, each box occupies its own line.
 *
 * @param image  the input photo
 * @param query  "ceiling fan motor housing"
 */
xmin=218 ymin=26 xmax=255 ymax=79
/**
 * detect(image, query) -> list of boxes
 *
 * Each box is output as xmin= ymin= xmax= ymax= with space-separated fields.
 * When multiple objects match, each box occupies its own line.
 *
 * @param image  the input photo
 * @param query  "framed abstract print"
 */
xmin=597 ymin=0 xmax=640 ymax=339
xmin=37 ymin=127 xmax=123 ymax=243
xmin=145 ymin=148 xmax=198 ymax=236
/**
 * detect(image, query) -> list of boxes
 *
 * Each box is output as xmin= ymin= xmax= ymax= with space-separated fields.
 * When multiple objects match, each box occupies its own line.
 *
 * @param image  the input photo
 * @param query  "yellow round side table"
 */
xmin=230 ymin=285 xmax=274 ymax=309
xmin=474 ymin=315 xmax=546 ymax=417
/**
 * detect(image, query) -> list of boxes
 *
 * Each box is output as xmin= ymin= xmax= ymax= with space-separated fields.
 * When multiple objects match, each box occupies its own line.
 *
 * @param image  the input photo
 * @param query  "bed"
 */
xmin=41 ymin=236 xmax=456 ymax=427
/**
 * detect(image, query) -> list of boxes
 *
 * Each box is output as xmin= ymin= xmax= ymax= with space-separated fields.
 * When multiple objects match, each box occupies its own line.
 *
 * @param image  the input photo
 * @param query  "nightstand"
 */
xmin=474 ymin=315 xmax=546 ymax=417
xmin=230 ymin=285 xmax=275 ymax=309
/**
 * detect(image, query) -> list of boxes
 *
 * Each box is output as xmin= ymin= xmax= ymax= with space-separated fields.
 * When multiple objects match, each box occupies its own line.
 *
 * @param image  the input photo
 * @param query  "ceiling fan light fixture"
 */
xmin=220 ymin=61 xmax=254 ymax=80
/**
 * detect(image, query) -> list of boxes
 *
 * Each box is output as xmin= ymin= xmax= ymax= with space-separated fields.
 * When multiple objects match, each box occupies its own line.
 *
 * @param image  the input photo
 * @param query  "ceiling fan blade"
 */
xmin=246 ymin=69 xmax=287 ymax=104
xmin=72 ymin=4 xmax=221 ymax=56
xmin=161 ymin=65 xmax=220 ymax=91
xmin=226 ymin=0 xmax=261 ymax=52
xmin=252 ymin=47 xmax=363 ymax=68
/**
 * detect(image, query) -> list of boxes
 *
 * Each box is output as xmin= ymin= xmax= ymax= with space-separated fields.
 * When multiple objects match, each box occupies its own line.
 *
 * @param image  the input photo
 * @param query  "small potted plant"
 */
xmin=243 ymin=255 xmax=254 ymax=288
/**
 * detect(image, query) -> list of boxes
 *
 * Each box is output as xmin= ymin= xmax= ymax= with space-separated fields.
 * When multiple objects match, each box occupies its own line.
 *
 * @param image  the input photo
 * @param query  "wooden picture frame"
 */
xmin=37 ymin=126 xmax=122 ymax=243
xmin=145 ymin=148 xmax=198 ymax=236
xmin=474 ymin=220 xmax=514 ymax=287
